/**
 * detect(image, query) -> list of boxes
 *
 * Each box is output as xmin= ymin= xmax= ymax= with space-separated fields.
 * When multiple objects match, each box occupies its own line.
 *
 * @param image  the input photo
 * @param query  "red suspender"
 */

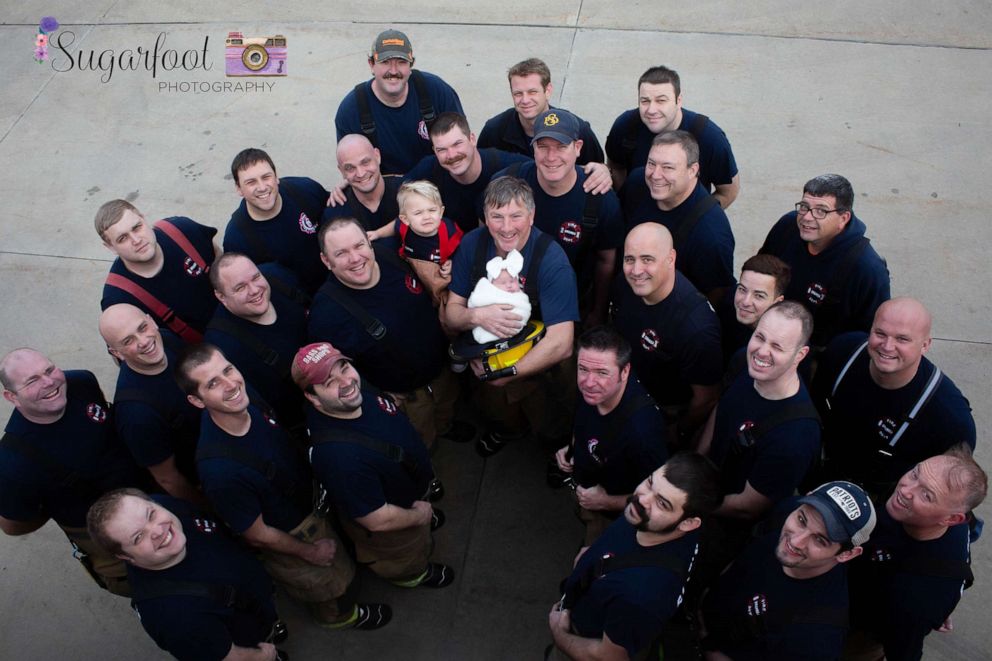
xmin=156 ymin=219 xmax=208 ymax=270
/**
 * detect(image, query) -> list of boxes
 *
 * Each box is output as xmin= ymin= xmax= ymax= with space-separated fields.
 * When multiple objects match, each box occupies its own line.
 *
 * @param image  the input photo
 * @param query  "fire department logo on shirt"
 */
xmin=429 ymin=247 xmax=441 ymax=264
xmin=184 ymin=257 xmax=204 ymax=277
xmin=806 ymin=282 xmax=826 ymax=305
xmin=377 ymin=395 xmax=398 ymax=415
xmin=871 ymin=548 xmax=893 ymax=563
xmin=587 ymin=438 xmax=603 ymax=464
xmin=405 ymin=274 xmax=423 ymax=295
xmin=298 ymin=212 xmax=317 ymax=235
xmin=747 ymin=594 xmax=768 ymax=618
xmin=418 ymin=120 xmax=429 ymax=141
xmin=86 ymin=403 xmax=108 ymax=423
xmin=640 ymin=328 xmax=660 ymax=352
xmin=559 ymin=220 xmax=582 ymax=245
xmin=193 ymin=517 xmax=219 ymax=534
xmin=876 ymin=416 xmax=897 ymax=441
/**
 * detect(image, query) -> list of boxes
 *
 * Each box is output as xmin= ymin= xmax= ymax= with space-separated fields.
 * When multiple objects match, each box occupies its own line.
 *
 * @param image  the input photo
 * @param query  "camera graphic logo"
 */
xmin=225 ymin=32 xmax=286 ymax=76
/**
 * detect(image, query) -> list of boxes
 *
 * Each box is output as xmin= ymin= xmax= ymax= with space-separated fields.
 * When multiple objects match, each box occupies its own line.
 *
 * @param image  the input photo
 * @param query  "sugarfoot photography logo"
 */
xmin=225 ymin=32 xmax=286 ymax=76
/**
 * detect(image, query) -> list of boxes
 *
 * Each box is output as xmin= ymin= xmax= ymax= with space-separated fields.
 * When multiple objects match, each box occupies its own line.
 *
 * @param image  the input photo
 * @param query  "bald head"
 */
xmin=336 ymin=135 xmax=383 ymax=194
xmin=875 ymin=297 xmax=932 ymax=338
xmin=1 ymin=348 xmax=68 ymax=423
xmin=99 ymin=304 xmax=167 ymax=373
xmin=623 ymin=223 xmax=677 ymax=304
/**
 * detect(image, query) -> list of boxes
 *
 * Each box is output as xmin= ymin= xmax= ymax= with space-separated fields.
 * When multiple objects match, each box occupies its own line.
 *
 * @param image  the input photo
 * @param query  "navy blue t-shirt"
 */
xmin=307 ymin=391 xmax=434 ymax=520
xmin=130 ymin=495 xmax=277 ymax=661
xmin=0 ymin=371 xmax=142 ymax=528
xmin=492 ymin=161 xmax=624 ymax=295
xmin=101 ymin=216 xmax=218 ymax=336
xmin=477 ymin=106 xmax=605 ymax=165
xmin=709 ymin=368 xmax=821 ymax=503
xmin=196 ymin=403 xmax=312 ymax=534
xmin=760 ymin=213 xmax=890 ymax=346
xmin=450 ymin=227 xmax=580 ymax=326
xmin=321 ymin=174 xmax=402 ymax=233
xmin=405 ymin=148 xmax=530 ymax=234
xmin=701 ymin=526 xmax=849 ymax=661
xmin=224 ymin=177 xmax=329 ymax=295
xmin=605 ymin=108 xmax=738 ymax=192
xmin=204 ymin=263 xmax=309 ymax=430
xmin=113 ymin=330 xmax=201 ymax=480
xmin=812 ymin=332 xmax=976 ymax=492
xmin=848 ymin=506 xmax=971 ymax=661
xmin=572 ymin=378 xmax=668 ymax=494
xmin=564 ymin=517 xmax=700 ymax=657
xmin=610 ymin=272 xmax=722 ymax=407
xmin=308 ymin=245 xmax=447 ymax=393
xmin=622 ymin=178 xmax=736 ymax=297
xmin=335 ymin=71 xmax=464 ymax=175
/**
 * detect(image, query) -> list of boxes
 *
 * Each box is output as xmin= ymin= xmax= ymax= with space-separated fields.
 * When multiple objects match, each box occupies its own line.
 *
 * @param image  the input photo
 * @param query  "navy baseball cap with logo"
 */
xmin=370 ymin=29 xmax=413 ymax=63
xmin=798 ymin=481 xmax=877 ymax=547
xmin=532 ymin=109 xmax=581 ymax=145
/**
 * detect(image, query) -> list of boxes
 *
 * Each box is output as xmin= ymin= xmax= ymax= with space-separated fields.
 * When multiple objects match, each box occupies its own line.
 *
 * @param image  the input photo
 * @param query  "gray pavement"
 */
xmin=1 ymin=3 xmax=990 ymax=659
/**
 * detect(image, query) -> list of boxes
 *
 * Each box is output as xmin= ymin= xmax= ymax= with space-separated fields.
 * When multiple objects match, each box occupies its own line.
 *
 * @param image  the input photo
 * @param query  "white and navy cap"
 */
xmin=798 ymin=481 xmax=877 ymax=547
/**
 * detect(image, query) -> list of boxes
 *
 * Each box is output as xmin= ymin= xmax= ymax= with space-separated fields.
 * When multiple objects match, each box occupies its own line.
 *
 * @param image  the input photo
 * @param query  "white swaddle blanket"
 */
xmin=466 ymin=250 xmax=531 ymax=344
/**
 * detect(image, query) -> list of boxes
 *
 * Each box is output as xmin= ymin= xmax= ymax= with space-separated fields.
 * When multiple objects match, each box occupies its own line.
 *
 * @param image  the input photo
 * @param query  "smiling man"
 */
xmin=478 ymin=58 xmax=604 ymax=166
xmin=554 ymin=326 xmax=668 ymax=548
xmin=175 ymin=343 xmax=386 ymax=630
xmin=309 ymin=217 xmax=468 ymax=450
xmin=606 ymin=65 xmax=739 ymax=208
xmin=716 ymin=254 xmax=790 ymax=365
xmin=334 ymin=29 xmax=463 ymax=175
xmin=1 ymin=347 xmax=144 ymax=596
xmin=760 ymin=174 xmax=890 ymax=349
xmin=549 ymin=453 xmax=722 ymax=660
xmin=621 ymin=131 xmax=735 ymax=306
xmin=323 ymin=134 xmax=403 ymax=234
xmin=97 ymin=199 xmax=219 ymax=343
xmin=224 ymin=148 xmax=330 ymax=295
xmin=699 ymin=301 xmax=821 ymax=522
xmin=699 ymin=481 xmax=875 ymax=661
xmin=445 ymin=176 xmax=579 ymax=456
xmin=100 ymin=304 xmax=203 ymax=504
xmin=87 ymin=488 xmax=285 ymax=660
xmin=609 ymin=222 xmax=722 ymax=447
xmin=205 ymin=253 xmax=310 ymax=435
xmin=294 ymin=342 xmax=454 ymax=591
xmin=811 ymin=297 xmax=976 ymax=499
xmin=846 ymin=451 xmax=987 ymax=660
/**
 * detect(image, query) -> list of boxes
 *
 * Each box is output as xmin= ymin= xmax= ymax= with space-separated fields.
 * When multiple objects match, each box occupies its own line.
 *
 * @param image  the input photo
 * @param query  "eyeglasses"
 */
xmin=795 ymin=202 xmax=845 ymax=220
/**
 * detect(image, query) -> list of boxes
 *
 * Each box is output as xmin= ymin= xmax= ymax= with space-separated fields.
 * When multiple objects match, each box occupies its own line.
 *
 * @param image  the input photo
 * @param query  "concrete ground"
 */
xmin=1 ymin=2 xmax=989 ymax=659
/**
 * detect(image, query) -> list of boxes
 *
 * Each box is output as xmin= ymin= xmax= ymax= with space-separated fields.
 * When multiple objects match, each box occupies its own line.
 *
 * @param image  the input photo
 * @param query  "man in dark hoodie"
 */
xmin=759 ymin=174 xmax=889 ymax=350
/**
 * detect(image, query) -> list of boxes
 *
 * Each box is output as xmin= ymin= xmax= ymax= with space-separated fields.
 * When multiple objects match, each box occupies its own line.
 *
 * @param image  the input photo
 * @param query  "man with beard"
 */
xmin=548 ymin=453 xmax=722 ymax=660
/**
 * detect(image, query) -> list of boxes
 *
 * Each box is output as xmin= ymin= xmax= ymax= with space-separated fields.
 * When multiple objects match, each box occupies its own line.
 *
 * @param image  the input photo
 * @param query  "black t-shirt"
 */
xmin=130 ymin=495 xmax=277 ymax=661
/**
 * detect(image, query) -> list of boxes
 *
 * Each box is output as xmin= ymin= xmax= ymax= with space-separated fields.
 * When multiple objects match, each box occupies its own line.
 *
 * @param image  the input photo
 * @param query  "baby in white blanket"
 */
xmin=467 ymin=249 xmax=532 ymax=344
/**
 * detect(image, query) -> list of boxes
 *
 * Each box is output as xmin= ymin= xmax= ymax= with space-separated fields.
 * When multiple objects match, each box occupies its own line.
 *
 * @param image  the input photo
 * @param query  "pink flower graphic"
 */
xmin=36 ymin=33 xmax=48 ymax=47
xmin=34 ymin=46 xmax=48 ymax=62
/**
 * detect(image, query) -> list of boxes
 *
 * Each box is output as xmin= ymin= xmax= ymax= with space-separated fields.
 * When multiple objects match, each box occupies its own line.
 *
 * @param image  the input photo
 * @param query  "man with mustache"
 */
xmin=548 ymin=453 xmax=722 ymax=660
xmin=294 ymin=342 xmax=455 ymax=590
xmin=99 ymin=304 xmax=203 ymax=504
xmin=96 ymin=199 xmax=219 ymax=343
xmin=759 ymin=173 xmax=890 ymax=350
xmin=335 ymin=29 xmax=464 ymax=176
xmin=698 ymin=481 xmax=876 ymax=661
xmin=1 ymin=347 xmax=144 ymax=595
xmin=224 ymin=148 xmax=331 ymax=296
xmin=205 ymin=253 xmax=310 ymax=435
xmin=175 ymin=344 xmax=387 ymax=630
xmin=478 ymin=57 xmax=604 ymax=166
